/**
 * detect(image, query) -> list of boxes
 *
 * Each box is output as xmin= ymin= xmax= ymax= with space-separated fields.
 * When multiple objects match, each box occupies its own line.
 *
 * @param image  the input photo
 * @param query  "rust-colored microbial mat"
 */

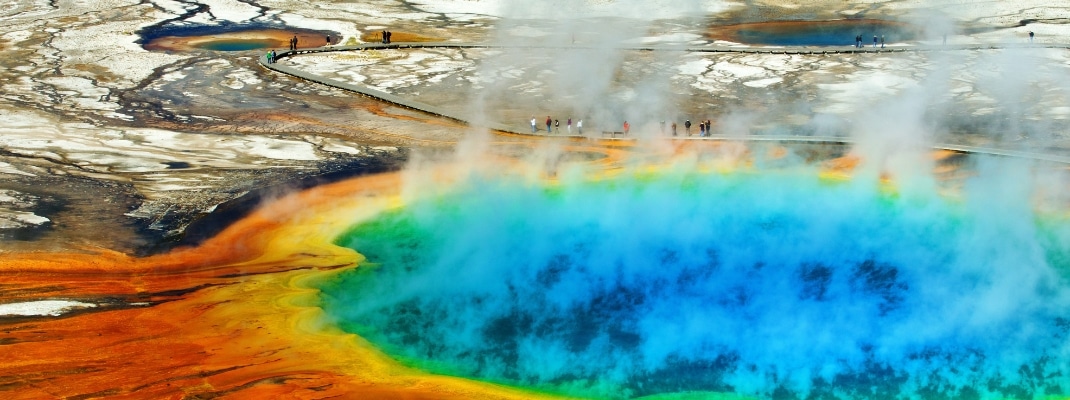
xmin=0 ymin=172 xmax=556 ymax=399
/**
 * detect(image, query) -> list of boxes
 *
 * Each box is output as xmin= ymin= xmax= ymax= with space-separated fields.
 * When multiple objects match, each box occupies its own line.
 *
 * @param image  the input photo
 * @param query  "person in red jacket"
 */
xmin=623 ymin=121 xmax=630 ymax=136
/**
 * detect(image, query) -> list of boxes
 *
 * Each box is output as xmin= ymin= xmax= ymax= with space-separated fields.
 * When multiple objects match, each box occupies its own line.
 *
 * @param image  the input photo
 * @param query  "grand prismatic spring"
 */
xmin=316 ymin=152 xmax=1070 ymax=399
xmin=4 ymin=1 xmax=1070 ymax=399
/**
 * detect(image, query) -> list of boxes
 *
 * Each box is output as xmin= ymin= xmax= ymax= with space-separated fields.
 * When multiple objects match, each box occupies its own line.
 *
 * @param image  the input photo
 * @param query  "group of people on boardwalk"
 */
xmin=381 ymin=30 xmax=393 ymax=44
xmin=527 ymin=116 xmax=720 ymax=137
xmin=854 ymin=31 xmax=1037 ymax=48
xmin=855 ymin=34 xmax=884 ymax=48
xmin=675 ymin=119 xmax=712 ymax=137
xmin=268 ymin=34 xmax=302 ymax=63
xmin=533 ymin=116 xmax=581 ymax=134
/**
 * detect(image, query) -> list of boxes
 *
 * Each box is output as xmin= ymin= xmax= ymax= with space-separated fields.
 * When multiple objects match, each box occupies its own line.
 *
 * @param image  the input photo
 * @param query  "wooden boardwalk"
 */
xmin=259 ymin=41 xmax=1070 ymax=164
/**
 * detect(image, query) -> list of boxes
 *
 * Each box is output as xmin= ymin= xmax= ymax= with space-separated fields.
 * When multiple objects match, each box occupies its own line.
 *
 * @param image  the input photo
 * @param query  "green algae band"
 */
xmin=319 ymin=168 xmax=1070 ymax=399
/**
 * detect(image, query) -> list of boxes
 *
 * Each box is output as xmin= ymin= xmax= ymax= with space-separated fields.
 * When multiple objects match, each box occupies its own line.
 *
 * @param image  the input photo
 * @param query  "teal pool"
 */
xmin=318 ymin=163 xmax=1070 ymax=399
xmin=716 ymin=19 xmax=920 ymax=47
xmin=196 ymin=39 xmax=277 ymax=52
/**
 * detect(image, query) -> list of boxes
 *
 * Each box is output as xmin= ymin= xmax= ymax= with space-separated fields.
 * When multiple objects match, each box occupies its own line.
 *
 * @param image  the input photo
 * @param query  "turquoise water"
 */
xmin=728 ymin=20 xmax=919 ymax=47
xmin=197 ymin=39 xmax=275 ymax=51
xmin=319 ymin=167 xmax=1070 ymax=399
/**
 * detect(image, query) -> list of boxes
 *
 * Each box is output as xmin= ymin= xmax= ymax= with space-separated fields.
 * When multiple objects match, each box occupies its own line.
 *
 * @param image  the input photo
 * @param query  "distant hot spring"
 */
xmin=317 ymin=160 xmax=1070 ymax=399
xmin=140 ymin=24 xmax=334 ymax=52
xmin=710 ymin=19 xmax=921 ymax=47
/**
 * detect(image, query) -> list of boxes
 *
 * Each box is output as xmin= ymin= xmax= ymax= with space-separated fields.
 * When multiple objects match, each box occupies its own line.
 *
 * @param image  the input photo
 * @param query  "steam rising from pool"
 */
xmin=308 ymin=1 xmax=1070 ymax=397
xmin=320 ymin=161 xmax=1070 ymax=399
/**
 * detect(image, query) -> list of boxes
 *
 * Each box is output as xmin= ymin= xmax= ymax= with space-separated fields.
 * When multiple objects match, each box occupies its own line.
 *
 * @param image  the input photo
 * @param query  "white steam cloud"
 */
xmin=324 ymin=1 xmax=1070 ymax=398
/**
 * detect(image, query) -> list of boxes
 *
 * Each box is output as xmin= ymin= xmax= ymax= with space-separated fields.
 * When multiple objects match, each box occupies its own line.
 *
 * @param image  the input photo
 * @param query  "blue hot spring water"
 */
xmin=318 ymin=166 xmax=1070 ymax=399
xmin=728 ymin=20 xmax=918 ymax=47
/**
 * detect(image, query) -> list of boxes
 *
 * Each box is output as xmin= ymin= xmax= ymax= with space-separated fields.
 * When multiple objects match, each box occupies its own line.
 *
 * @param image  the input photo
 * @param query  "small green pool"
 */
xmin=196 ymin=39 xmax=276 ymax=52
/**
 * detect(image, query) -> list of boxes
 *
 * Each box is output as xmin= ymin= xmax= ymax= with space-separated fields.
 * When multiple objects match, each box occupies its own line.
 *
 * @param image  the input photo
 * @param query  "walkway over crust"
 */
xmin=260 ymin=41 xmax=1070 ymax=164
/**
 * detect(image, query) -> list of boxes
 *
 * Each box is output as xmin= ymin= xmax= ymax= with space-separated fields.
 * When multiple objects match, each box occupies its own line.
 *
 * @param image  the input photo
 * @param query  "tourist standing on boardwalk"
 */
xmin=855 ymin=35 xmax=861 ymax=48
xmin=326 ymin=35 xmax=331 ymax=46
xmin=873 ymin=35 xmax=878 ymax=48
xmin=554 ymin=119 xmax=560 ymax=133
xmin=671 ymin=121 xmax=677 ymax=136
xmin=531 ymin=116 xmax=537 ymax=133
xmin=567 ymin=118 xmax=572 ymax=134
xmin=1029 ymin=31 xmax=1034 ymax=43
xmin=705 ymin=120 xmax=712 ymax=135
xmin=684 ymin=120 xmax=691 ymax=136
xmin=881 ymin=35 xmax=885 ymax=48
xmin=698 ymin=123 xmax=705 ymax=137
xmin=290 ymin=35 xmax=298 ymax=50
xmin=546 ymin=116 xmax=552 ymax=133
xmin=577 ymin=119 xmax=583 ymax=134
xmin=623 ymin=121 xmax=630 ymax=136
